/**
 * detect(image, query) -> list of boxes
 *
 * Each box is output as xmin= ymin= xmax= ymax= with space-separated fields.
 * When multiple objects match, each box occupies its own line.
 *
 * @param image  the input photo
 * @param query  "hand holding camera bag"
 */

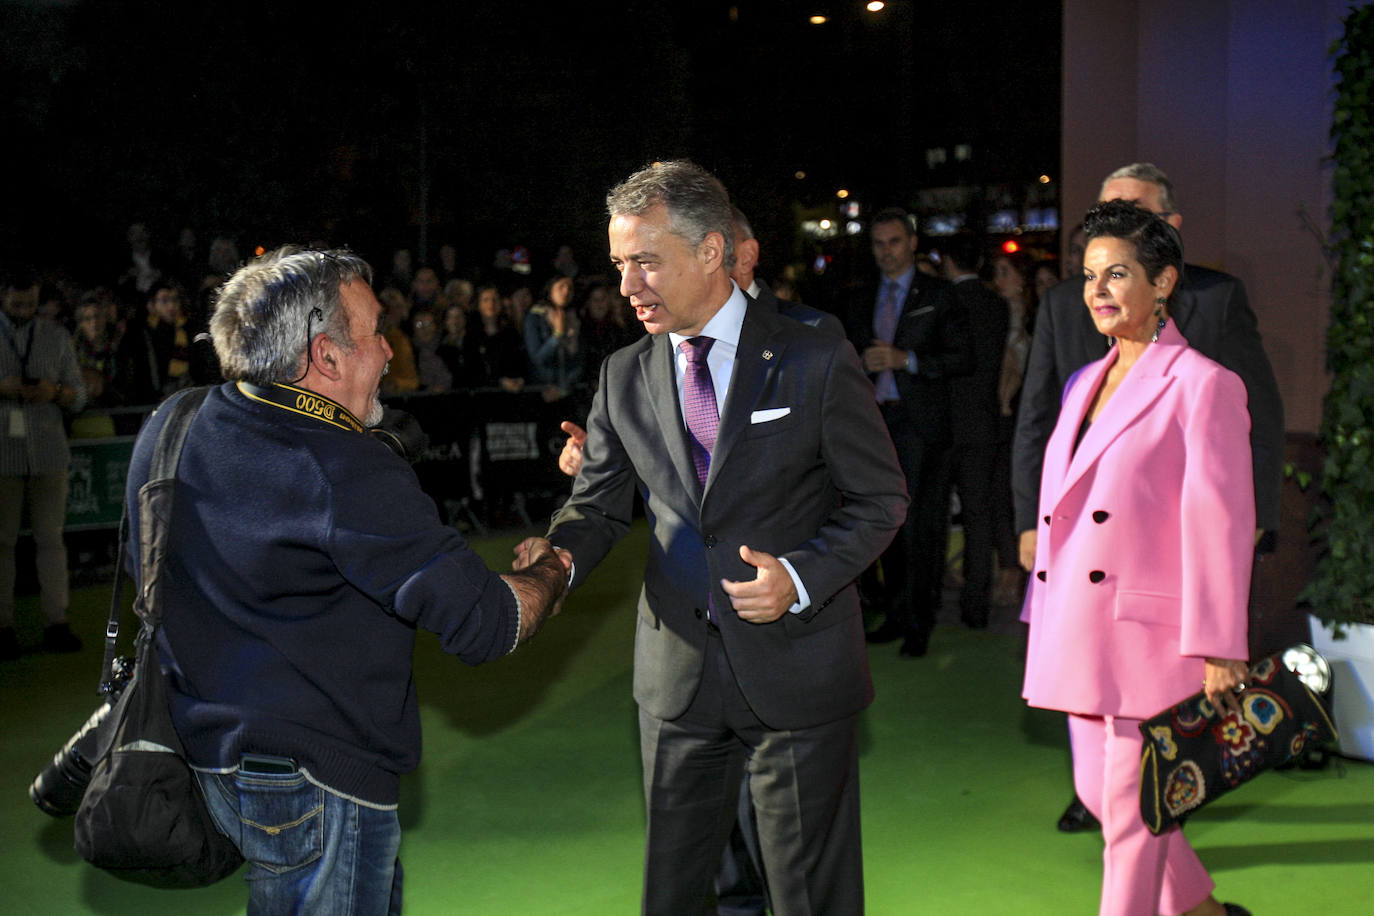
xmin=72 ymin=387 xmax=244 ymax=887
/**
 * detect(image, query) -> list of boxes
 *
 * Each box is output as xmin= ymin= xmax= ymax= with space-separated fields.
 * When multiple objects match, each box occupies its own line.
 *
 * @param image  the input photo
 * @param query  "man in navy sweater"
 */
xmin=125 ymin=247 xmax=568 ymax=915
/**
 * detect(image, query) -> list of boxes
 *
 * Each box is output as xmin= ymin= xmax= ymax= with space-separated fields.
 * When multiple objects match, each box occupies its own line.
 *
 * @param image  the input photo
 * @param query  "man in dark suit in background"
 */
xmin=731 ymin=206 xmax=846 ymax=340
xmin=1011 ymin=161 xmax=1284 ymax=832
xmin=848 ymin=208 xmax=972 ymax=658
xmin=523 ymin=160 xmax=907 ymax=915
xmin=936 ymin=232 xmax=1009 ymax=629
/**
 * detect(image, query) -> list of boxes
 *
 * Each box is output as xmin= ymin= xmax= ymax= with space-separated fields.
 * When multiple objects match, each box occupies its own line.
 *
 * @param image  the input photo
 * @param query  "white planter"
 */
xmin=1307 ymin=615 xmax=1374 ymax=761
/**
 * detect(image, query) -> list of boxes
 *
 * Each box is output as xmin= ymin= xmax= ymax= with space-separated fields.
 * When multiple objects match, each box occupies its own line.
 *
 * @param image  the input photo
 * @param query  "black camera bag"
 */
xmin=73 ymin=387 xmax=244 ymax=887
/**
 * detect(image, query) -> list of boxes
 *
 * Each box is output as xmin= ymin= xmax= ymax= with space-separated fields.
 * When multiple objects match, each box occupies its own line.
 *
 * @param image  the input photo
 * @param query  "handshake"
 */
xmin=500 ymin=536 xmax=573 ymax=645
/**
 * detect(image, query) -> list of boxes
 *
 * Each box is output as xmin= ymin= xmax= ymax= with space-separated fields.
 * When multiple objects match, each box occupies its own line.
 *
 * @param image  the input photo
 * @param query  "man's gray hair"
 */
xmin=731 ymin=205 xmax=756 ymax=242
xmin=210 ymin=246 xmax=373 ymax=384
xmin=1100 ymin=163 xmax=1179 ymax=214
xmin=606 ymin=160 xmax=736 ymax=269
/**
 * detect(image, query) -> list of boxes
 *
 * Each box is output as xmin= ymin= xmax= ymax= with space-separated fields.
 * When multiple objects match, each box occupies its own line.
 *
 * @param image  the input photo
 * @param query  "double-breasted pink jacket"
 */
xmin=1022 ymin=320 xmax=1254 ymax=720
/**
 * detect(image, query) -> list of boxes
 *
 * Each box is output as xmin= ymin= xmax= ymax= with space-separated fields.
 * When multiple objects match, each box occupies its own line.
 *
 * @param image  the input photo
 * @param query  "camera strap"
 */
xmin=95 ymin=386 xmax=212 ymax=696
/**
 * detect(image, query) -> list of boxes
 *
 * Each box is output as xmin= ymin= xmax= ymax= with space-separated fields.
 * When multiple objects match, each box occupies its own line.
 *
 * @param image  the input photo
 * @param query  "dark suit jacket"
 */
xmin=948 ymin=277 xmax=1010 ymax=446
xmin=846 ymin=272 xmax=973 ymax=444
xmin=1011 ymin=266 xmax=1284 ymax=534
xmin=548 ymin=299 xmax=908 ymax=730
xmin=753 ymin=278 xmax=846 ymax=340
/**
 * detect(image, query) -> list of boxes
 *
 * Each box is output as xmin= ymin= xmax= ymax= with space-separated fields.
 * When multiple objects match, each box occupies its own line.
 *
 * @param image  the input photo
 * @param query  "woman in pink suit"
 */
xmin=1022 ymin=200 xmax=1253 ymax=916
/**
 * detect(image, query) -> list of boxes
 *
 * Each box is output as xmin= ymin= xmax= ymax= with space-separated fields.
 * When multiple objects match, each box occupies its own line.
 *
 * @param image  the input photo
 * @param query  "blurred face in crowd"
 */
xmin=870 ymin=217 xmax=918 ymax=281
xmin=127 ymin=222 xmax=150 ymax=253
xmin=2 ymin=284 xmax=39 ymax=325
xmin=992 ymin=258 xmax=1025 ymax=302
xmin=149 ymin=287 xmax=182 ymax=323
xmin=445 ymin=279 xmax=473 ymax=309
xmin=549 ymin=276 xmax=574 ymax=308
xmin=410 ymin=309 xmax=439 ymax=346
xmin=1034 ymin=265 xmax=1059 ymax=302
xmin=76 ymin=303 xmax=107 ymax=342
xmin=444 ymin=304 xmax=467 ymax=339
xmin=509 ymin=286 xmax=532 ymax=319
xmin=584 ymin=285 xmax=611 ymax=320
xmin=209 ymin=237 xmax=240 ymax=275
xmin=412 ymin=267 xmax=439 ymax=302
xmin=476 ymin=287 xmax=501 ymax=320
xmin=609 ymin=203 xmax=724 ymax=337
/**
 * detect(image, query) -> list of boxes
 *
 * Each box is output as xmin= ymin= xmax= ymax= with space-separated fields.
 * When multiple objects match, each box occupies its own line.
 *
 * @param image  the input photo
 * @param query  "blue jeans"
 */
xmin=197 ymin=765 xmax=403 ymax=915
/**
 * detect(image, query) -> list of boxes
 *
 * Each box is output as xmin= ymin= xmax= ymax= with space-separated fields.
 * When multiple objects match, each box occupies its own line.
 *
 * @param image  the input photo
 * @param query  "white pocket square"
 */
xmin=750 ymin=407 xmax=791 ymax=424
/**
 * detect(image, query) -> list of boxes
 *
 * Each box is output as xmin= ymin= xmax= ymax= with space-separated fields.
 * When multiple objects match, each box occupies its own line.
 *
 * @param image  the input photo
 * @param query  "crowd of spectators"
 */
xmin=23 ymin=224 xmax=648 ymax=426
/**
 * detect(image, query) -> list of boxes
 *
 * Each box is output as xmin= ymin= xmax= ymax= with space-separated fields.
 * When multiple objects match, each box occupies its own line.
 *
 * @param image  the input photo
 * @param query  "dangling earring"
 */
xmin=1151 ymin=297 xmax=1168 ymax=343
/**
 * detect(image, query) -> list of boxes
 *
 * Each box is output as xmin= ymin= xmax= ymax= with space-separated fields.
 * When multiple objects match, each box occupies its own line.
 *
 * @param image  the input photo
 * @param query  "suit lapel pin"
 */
xmin=762 ymin=349 xmax=774 ymax=360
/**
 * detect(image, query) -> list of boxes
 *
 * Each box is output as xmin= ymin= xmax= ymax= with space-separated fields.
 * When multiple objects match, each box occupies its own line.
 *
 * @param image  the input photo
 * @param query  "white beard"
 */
xmin=364 ymin=396 xmax=384 ymax=428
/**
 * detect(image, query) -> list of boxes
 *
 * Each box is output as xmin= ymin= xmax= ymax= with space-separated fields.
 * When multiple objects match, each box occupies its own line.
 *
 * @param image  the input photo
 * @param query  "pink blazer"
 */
xmin=1022 ymin=321 xmax=1253 ymax=720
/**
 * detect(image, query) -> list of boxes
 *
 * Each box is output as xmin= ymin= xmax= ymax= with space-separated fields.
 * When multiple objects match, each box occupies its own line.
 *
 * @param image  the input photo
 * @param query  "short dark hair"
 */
xmin=1081 ymin=199 xmax=1184 ymax=287
xmin=870 ymin=208 xmax=916 ymax=237
xmin=938 ymin=231 xmax=983 ymax=273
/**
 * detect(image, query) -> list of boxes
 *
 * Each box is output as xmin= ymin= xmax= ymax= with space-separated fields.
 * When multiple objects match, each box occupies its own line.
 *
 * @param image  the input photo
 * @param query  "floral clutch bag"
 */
xmin=1138 ymin=650 xmax=1337 ymax=835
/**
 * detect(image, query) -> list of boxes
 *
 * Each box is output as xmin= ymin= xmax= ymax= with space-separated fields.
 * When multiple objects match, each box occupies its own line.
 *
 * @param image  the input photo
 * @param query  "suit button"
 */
xmin=694 ymin=608 xmax=704 ymax=619
xmin=1089 ymin=570 xmax=1106 ymax=583
xmin=1036 ymin=571 xmax=1047 ymax=582
xmin=1092 ymin=511 xmax=1110 ymax=523
xmin=704 ymin=535 xmax=718 ymax=549
xmin=1043 ymin=515 xmax=1051 ymax=526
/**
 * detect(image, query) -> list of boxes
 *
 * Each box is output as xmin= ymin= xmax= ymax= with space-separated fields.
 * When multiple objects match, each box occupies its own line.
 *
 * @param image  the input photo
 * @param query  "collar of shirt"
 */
xmin=746 ymin=278 xmax=760 ymax=299
xmin=668 ymin=281 xmax=747 ymax=415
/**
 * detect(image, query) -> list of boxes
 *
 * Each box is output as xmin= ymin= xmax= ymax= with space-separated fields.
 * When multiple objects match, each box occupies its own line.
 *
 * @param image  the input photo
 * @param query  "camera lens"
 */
xmin=29 ymin=701 xmax=111 ymax=817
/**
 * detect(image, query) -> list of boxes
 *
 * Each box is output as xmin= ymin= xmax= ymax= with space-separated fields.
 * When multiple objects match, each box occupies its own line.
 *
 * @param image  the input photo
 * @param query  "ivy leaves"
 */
xmin=1310 ymin=6 xmax=1374 ymax=632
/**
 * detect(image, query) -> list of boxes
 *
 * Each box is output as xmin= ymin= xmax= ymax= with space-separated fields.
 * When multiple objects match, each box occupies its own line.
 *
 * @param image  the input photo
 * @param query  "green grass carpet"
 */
xmin=3 ymin=520 xmax=1372 ymax=914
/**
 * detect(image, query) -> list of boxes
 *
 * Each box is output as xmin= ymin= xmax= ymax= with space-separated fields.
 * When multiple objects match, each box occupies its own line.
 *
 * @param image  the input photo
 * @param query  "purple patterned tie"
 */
xmin=680 ymin=336 xmax=718 ymax=488
xmin=874 ymin=280 xmax=900 ymax=402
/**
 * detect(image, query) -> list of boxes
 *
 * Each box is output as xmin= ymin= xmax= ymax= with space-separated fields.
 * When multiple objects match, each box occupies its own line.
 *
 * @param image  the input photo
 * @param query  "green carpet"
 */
xmin=3 ymin=520 xmax=1372 ymax=914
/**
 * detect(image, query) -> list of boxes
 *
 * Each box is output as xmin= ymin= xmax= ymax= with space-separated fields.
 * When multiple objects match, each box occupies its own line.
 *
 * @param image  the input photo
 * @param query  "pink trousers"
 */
xmin=1068 ymin=714 xmax=1215 ymax=916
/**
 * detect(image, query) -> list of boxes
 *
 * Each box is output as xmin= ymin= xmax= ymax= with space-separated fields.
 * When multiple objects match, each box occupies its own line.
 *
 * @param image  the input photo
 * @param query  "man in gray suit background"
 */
xmin=520 ymin=160 xmax=906 ymax=914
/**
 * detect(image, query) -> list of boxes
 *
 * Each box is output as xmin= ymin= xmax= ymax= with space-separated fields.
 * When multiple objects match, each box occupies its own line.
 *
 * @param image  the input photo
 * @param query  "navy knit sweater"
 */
xmin=125 ymin=383 xmax=520 ymax=805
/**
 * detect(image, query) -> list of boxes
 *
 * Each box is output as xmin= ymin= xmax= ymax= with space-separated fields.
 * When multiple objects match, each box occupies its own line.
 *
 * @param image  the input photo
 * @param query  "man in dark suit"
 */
xmin=731 ymin=206 xmax=846 ymax=340
xmin=523 ymin=160 xmax=907 ymax=915
xmin=847 ymin=208 xmax=972 ymax=658
xmin=936 ymin=233 xmax=1009 ymax=628
xmin=1011 ymin=161 xmax=1284 ymax=832
xmin=553 ymin=203 xmax=848 ymax=916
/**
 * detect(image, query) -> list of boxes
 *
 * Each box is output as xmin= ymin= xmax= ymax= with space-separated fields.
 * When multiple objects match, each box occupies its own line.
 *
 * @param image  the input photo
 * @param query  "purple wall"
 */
xmin=1062 ymin=0 xmax=1357 ymax=432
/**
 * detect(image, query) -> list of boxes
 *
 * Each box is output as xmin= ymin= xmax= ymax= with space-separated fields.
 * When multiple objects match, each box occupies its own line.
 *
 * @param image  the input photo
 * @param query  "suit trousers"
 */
xmin=638 ymin=627 xmax=863 ymax=916
xmin=874 ymin=406 xmax=950 ymax=636
xmin=0 ymin=472 xmax=69 ymax=627
xmin=1068 ymin=714 xmax=1215 ymax=916
xmin=947 ymin=442 xmax=997 ymax=617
